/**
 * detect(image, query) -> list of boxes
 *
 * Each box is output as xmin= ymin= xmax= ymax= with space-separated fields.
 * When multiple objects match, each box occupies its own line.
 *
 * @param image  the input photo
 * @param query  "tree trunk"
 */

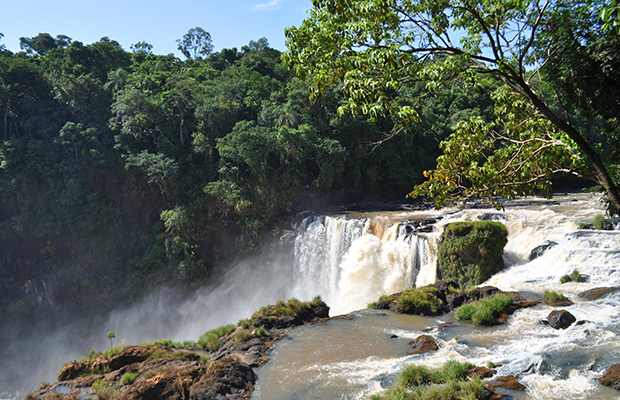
xmin=3 ymin=101 xmax=8 ymax=141
xmin=520 ymin=82 xmax=620 ymax=215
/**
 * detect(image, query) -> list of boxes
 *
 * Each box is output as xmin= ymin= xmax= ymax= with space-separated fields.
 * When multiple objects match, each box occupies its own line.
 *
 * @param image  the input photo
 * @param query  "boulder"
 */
xmin=465 ymin=366 xmax=495 ymax=379
xmin=493 ymin=375 xmax=526 ymax=390
xmin=408 ymin=335 xmax=439 ymax=355
xmin=600 ymin=364 xmax=620 ymax=391
xmin=120 ymin=364 xmax=200 ymax=400
xmin=108 ymin=345 xmax=153 ymax=371
xmin=189 ymin=357 xmax=255 ymax=400
xmin=547 ymin=310 xmax=576 ymax=330
xmin=58 ymin=360 xmax=91 ymax=381
xmin=438 ymin=221 xmax=508 ymax=288
xmin=578 ymin=287 xmax=620 ymax=300
xmin=529 ymin=240 xmax=558 ymax=261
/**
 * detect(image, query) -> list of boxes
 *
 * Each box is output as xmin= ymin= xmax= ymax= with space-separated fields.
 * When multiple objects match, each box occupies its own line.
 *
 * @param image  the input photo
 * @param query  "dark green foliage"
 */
xmin=396 ymin=286 xmax=442 ymax=315
xmin=454 ymin=294 xmax=514 ymax=326
xmin=561 ymin=269 xmax=583 ymax=283
xmin=438 ymin=221 xmax=508 ymax=288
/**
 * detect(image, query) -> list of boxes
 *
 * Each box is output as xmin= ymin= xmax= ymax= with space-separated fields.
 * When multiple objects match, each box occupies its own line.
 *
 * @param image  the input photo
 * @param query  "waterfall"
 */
xmin=293 ymin=215 xmax=434 ymax=315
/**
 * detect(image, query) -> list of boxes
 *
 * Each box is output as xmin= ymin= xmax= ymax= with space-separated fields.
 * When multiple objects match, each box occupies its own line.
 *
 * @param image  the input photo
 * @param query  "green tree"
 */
xmin=284 ymin=0 xmax=620 ymax=214
xmin=19 ymin=33 xmax=71 ymax=56
xmin=177 ymin=27 xmax=214 ymax=60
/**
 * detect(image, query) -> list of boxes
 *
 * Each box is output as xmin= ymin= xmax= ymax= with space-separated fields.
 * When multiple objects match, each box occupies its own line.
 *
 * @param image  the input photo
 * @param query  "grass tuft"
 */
xmin=454 ymin=294 xmax=514 ymax=326
xmin=121 ymin=371 xmax=139 ymax=385
xmin=198 ymin=324 xmax=236 ymax=351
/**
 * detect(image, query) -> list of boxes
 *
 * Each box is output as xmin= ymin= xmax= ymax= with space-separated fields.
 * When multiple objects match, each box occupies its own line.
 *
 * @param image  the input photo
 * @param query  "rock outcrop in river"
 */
xmin=26 ymin=298 xmax=329 ymax=400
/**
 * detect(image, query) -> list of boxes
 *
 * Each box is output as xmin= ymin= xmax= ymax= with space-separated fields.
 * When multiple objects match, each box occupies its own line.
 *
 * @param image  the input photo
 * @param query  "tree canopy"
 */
xmin=284 ymin=0 xmax=620 ymax=214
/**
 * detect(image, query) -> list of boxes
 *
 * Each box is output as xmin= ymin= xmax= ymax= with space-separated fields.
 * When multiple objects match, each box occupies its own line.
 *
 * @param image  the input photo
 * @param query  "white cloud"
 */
xmin=253 ymin=0 xmax=283 ymax=12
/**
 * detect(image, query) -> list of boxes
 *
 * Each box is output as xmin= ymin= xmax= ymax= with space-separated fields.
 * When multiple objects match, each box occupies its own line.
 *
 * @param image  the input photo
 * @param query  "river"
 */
xmin=253 ymin=193 xmax=620 ymax=399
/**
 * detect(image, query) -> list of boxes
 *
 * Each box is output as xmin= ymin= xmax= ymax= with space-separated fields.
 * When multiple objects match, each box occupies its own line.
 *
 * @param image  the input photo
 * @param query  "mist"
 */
xmin=0 ymin=239 xmax=300 ymax=398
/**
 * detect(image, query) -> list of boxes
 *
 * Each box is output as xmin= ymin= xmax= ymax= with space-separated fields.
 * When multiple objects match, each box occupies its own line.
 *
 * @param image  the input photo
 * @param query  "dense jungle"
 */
xmin=1 ymin=0 xmax=620 ymax=393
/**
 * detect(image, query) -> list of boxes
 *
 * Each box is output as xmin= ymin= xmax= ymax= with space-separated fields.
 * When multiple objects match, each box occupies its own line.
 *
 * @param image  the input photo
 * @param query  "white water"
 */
xmin=254 ymin=193 xmax=620 ymax=400
xmin=293 ymin=214 xmax=436 ymax=315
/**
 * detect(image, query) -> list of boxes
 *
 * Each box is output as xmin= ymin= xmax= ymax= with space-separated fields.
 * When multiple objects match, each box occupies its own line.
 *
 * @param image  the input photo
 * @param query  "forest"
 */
xmin=1 ymin=0 xmax=619 ymax=392
xmin=0 ymin=29 xmax=500 ymax=377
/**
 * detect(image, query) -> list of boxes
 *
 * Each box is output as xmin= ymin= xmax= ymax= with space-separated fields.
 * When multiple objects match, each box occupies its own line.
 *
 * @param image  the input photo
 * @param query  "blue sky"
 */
xmin=1 ymin=0 xmax=312 ymax=56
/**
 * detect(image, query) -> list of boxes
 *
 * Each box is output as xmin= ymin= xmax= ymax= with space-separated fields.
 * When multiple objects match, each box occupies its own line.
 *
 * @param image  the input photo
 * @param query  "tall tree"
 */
xmin=176 ymin=27 xmax=214 ymax=60
xmin=284 ymin=0 xmax=620 ymax=214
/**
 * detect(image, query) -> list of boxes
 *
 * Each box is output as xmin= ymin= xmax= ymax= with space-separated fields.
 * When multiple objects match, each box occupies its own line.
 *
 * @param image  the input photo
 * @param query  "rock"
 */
xmin=120 ymin=364 xmax=200 ymax=400
xmin=544 ymin=297 xmax=574 ymax=307
xmin=546 ymin=310 xmax=576 ymax=330
xmin=529 ymin=240 xmax=558 ymax=261
xmin=600 ymin=364 xmax=620 ymax=391
xmin=578 ymin=287 xmax=620 ymax=300
xmin=108 ymin=345 xmax=153 ymax=371
xmin=493 ymin=375 xmax=526 ymax=390
xmin=465 ymin=366 xmax=495 ymax=379
xmin=438 ymin=221 xmax=508 ymax=288
xmin=189 ymin=357 xmax=255 ymax=400
xmin=408 ymin=335 xmax=439 ymax=355
xmin=58 ymin=360 xmax=91 ymax=381
xmin=477 ymin=213 xmax=508 ymax=221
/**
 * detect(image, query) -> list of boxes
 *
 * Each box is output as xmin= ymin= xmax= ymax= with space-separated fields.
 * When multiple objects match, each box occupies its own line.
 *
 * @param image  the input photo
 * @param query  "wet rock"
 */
xmin=478 ymin=213 xmax=508 ymax=221
xmin=529 ymin=240 xmax=558 ymax=261
xmin=408 ymin=335 xmax=439 ymax=355
xmin=543 ymin=296 xmax=574 ymax=307
xmin=600 ymin=364 xmax=620 ymax=391
xmin=189 ymin=357 xmax=255 ymax=400
xmin=465 ymin=366 xmax=495 ymax=379
xmin=546 ymin=310 xmax=576 ymax=330
xmin=58 ymin=360 xmax=91 ymax=381
xmin=578 ymin=287 xmax=620 ymax=300
xmin=493 ymin=375 xmax=526 ymax=390
xmin=120 ymin=364 xmax=200 ymax=400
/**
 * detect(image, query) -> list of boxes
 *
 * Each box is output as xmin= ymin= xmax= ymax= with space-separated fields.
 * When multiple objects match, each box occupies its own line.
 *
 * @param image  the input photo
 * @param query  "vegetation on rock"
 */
xmin=438 ymin=221 xmax=508 ymax=288
xmin=454 ymin=294 xmax=515 ymax=326
xmin=370 ymin=360 xmax=494 ymax=400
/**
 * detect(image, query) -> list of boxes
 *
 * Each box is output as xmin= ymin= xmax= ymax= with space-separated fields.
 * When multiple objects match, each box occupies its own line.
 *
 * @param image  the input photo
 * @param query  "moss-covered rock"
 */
xmin=438 ymin=221 xmax=508 ymax=288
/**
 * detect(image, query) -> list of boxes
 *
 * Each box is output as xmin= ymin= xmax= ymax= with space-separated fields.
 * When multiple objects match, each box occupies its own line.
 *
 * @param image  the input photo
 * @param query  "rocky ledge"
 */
xmin=27 ymin=297 xmax=329 ymax=400
xmin=372 ymin=280 xmax=539 ymax=326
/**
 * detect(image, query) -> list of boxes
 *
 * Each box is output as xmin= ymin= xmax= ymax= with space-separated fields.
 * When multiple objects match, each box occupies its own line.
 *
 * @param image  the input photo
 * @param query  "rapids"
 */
xmin=253 ymin=193 xmax=620 ymax=399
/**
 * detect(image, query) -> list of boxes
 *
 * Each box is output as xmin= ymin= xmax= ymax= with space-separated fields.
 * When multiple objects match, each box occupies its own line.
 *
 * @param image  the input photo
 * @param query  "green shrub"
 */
xmin=454 ymin=294 xmax=513 ymax=326
xmin=560 ymin=270 xmax=582 ymax=284
xmin=250 ymin=296 xmax=326 ymax=320
xmin=198 ymin=324 xmax=236 ymax=350
xmin=396 ymin=286 xmax=441 ymax=315
xmin=438 ymin=221 xmax=508 ymax=288
xmin=234 ymin=330 xmax=253 ymax=343
xmin=471 ymin=307 xmax=495 ymax=326
xmin=255 ymin=326 xmax=266 ymax=336
xmin=543 ymin=290 xmax=566 ymax=302
xmin=92 ymin=379 xmax=120 ymax=400
xmin=594 ymin=214 xmax=606 ymax=230
xmin=121 ymin=371 xmax=138 ymax=385
xmin=454 ymin=303 xmax=477 ymax=321
xmin=373 ymin=360 xmax=484 ymax=400
xmin=398 ymin=364 xmax=431 ymax=387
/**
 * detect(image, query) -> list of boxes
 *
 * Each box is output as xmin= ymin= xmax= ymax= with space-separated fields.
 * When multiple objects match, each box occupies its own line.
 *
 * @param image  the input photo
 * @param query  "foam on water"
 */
xmin=255 ymin=193 xmax=620 ymax=400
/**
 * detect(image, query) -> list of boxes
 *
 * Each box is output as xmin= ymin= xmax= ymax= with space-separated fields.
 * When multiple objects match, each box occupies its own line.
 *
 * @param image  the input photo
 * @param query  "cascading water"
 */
xmin=253 ymin=193 xmax=620 ymax=400
xmin=292 ymin=214 xmax=436 ymax=315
